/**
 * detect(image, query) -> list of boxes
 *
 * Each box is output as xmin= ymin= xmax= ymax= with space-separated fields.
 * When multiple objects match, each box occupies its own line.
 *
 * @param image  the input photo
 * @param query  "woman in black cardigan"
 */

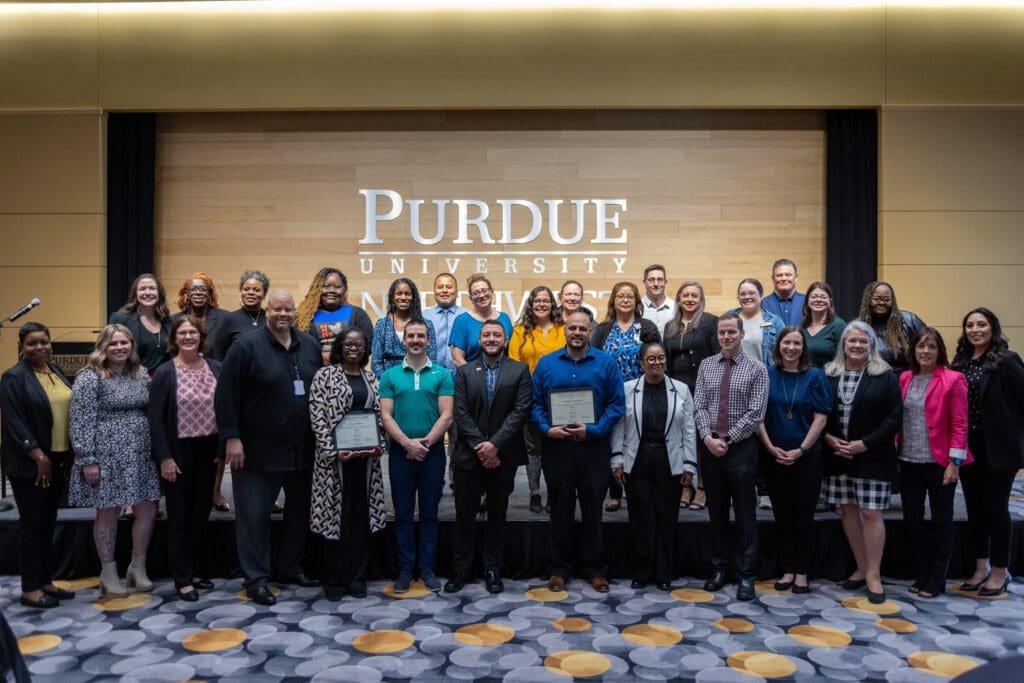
xmin=148 ymin=315 xmax=222 ymax=601
xmin=822 ymin=320 xmax=902 ymax=604
xmin=0 ymin=323 xmax=76 ymax=608
xmin=952 ymin=308 xmax=1024 ymax=596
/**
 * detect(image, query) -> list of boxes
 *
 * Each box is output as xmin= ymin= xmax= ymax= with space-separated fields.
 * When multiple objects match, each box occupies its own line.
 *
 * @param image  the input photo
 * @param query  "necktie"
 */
xmin=715 ymin=357 xmax=733 ymax=437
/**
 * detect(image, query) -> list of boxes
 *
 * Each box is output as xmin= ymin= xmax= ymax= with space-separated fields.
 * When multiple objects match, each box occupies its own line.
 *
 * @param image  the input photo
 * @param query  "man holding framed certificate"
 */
xmin=379 ymin=318 xmax=455 ymax=593
xmin=446 ymin=320 xmax=533 ymax=594
xmin=531 ymin=310 xmax=626 ymax=594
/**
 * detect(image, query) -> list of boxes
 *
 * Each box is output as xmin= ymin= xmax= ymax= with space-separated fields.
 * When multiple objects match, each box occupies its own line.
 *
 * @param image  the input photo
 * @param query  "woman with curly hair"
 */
xmin=109 ymin=274 xmax=173 ymax=374
xmin=952 ymin=308 xmax=1024 ymax=597
xmin=371 ymin=277 xmax=437 ymax=378
xmin=296 ymin=267 xmax=374 ymax=363
xmin=857 ymin=281 xmax=925 ymax=375
xmin=171 ymin=272 xmax=228 ymax=360
xmin=509 ymin=285 xmax=565 ymax=513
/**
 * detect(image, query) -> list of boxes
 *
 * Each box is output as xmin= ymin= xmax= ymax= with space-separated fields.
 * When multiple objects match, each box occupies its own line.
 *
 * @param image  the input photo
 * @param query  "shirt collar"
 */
xmin=402 ymin=357 xmax=433 ymax=372
xmin=642 ymin=296 xmax=671 ymax=311
xmin=483 ymin=354 xmax=504 ymax=370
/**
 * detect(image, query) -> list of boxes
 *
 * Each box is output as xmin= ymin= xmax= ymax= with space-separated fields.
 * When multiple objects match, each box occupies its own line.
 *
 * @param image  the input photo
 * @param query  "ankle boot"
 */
xmin=126 ymin=554 xmax=153 ymax=592
xmin=100 ymin=562 xmax=128 ymax=596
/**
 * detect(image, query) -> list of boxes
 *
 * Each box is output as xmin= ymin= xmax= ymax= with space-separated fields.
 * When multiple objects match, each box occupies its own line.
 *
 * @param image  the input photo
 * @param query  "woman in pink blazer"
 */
xmin=898 ymin=327 xmax=971 ymax=598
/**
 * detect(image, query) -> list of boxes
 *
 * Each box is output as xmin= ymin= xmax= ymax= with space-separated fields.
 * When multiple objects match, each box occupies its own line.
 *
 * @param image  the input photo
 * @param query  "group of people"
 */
xmin=2 ymin=260 xmax=1021 ymax=609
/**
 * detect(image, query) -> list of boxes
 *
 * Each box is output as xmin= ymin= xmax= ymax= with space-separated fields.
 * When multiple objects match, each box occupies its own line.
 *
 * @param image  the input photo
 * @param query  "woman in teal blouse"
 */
xmin=801 ymin=281 xmax=846 ymax=368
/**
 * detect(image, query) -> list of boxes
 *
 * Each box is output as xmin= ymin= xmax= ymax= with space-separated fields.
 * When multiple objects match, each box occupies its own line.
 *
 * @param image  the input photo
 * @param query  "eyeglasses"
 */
xmin=341 ymin=342 xmax=365 ymax=349
xmin=615 ymin=295 xmax=636 ymax=302
xmin=188 ymin=286 xmax=209 ymax=293
xmin=322 ymin=284 xmax=345 ymax=292
xmin=870 ymin=297 xmax=892 ymax=304
xmin=177 ymin=331 xmax=199 ymax=338
xmin=644 ymin=356 xmax=667 ymax=364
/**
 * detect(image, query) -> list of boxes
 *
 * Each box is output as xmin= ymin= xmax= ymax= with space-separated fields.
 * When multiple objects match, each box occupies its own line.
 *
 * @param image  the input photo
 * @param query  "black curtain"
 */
xmin=106 ymin=113 xmax=156 ymax=318
xmin=825 ymin=110 xmax=878 ymax=322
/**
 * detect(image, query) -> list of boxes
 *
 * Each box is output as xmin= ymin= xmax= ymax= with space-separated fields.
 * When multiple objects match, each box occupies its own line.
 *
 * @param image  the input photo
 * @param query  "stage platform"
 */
xmin=2 ymin=467 xmax=1024 ymax=583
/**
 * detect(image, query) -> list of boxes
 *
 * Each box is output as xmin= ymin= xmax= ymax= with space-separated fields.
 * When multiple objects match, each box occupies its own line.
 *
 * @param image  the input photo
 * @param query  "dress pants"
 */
xmin=162 ymin=435 xmax=218 ymax=588
xmin=700 ymin=436 xmax=759 ymax=579
xmin=322 ymin=457 xmax=371 ymax=591
xmin=9 ymin=451 xmax=69 ymax=593
xmin=899 ymin=460 xmax=955 ymax=592
xmin=232 ymin=465 xmax=313 ymax=587
xmin=764 ymin=450 xmax=822 ymax=575
xmin=524 ymin=423 xmax=544 ymax=493
xmin=543 ymin=436 xmax=610 ymax=579
xmin=625 ymin=442 xmax=681 ymax=584
xmin=453 ymin=465 xmax=516 ymax=576
xmin=389 ymin=441 xmax=445 ymax=574
xmin=960 ymin=430 xmax=1017 ymax=567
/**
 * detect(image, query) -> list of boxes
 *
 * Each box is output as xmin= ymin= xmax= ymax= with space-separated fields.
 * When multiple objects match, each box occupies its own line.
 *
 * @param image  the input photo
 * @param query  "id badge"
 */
xmin=293 ymin=379 xmax=305 ymax=396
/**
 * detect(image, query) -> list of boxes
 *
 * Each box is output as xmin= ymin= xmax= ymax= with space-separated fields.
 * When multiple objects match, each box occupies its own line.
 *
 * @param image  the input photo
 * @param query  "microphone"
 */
xmin=7 ymin=298 xmax=41 ymax=323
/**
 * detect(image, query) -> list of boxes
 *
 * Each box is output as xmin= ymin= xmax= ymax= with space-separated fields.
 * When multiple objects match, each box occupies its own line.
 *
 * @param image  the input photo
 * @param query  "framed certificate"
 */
xmin=549 ymin=387 xmax=596 ymax=426
xmin=333 ymin=410 xmax=380 ymax=451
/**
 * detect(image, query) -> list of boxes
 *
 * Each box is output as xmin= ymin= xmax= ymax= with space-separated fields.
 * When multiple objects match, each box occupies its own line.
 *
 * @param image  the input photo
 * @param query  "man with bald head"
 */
xmin=216 ymin=290 xmax=323 ymax=605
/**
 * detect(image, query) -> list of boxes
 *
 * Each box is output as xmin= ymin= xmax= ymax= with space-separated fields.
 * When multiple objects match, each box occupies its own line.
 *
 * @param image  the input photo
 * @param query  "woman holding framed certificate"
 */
xmin=309 ymin=327 xmax=388 ymax=600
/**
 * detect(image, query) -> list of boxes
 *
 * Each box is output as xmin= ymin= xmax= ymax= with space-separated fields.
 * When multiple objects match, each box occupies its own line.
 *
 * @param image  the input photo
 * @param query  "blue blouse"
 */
xmin=448 ymin=312 xmax=513 ymax=363
xmin=603 ymin=319 xmax=646 ymax=381
xmin=371 ymin=316 xmax=437 ymax=378
xmin=763 ymin=365 xmax=832 ymax=454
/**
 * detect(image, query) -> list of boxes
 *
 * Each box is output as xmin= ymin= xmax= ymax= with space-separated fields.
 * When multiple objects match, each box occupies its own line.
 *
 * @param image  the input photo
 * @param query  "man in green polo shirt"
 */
xmin=379 ymin=317 xmax=454 ymax=593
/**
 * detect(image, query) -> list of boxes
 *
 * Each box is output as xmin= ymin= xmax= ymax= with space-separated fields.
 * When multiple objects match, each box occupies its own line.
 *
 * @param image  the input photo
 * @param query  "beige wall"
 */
xmin=879 ymin=107 xmax=1024 ymax=352
xmin=0 ymin=113 xmax=106 ymax=364
xmin=154 ymin=111 xmax=825 ymax=319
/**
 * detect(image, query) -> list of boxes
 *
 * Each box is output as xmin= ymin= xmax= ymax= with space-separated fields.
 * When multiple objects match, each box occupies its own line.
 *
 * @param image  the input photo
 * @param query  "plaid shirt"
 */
xmin=693 ymin=351 xmax=769 ymax=443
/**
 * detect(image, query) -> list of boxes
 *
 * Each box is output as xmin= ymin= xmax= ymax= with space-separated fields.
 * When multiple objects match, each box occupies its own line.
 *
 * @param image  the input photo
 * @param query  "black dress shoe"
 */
xmin=484 ymin=570 xmax=504 ymax=594
xmin=177 ymin=587 xmax=200 ymax=602
xmin=631 ymin=579 xmax=648 ymax=589
xmin=841 ymin=577 xmax=867 ymax=590
xmin=247 ymin=585 xmax=277 ymax=606
xmin=42 ymin=586 xmax=75 ymax=600
xmin=323 ymin=585 xmax=345 ymax=602
xmin=529 ymin=494 xmax=543 ymax=514
xmin=867 ymin=588 xmax=886 ymax=604
xmin=20 ymin=593 xmax=59 ymax=609
xmin=959 ymin=575 xmax=989 ymax=592
xmin=978 ymin=575 xmax=1011 ymax=597
xmin=792 ymin=583 xmax=811 ymax=594
xmin=280 ymin=572 xmax=319 ymax=588
xmin=191 ymin=579 xmax=214 ymax=591
xmin=774 ymin=580 xmax=793 ymax=591
xmin=703 ymin=571 xmax=726 ymax=592
xmin=737 ymin=579 xmax=756 ymax=602
xmin=444 ymin=575 xmax=467 ymax=593
xmin=348 ymin=581 xmax=367 ymax=599
xmin=656 ymin=581 xmax=673 ymax=592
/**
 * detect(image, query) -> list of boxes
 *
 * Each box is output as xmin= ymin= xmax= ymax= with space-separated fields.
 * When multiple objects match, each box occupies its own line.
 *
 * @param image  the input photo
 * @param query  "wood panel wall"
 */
xmin=155 ymin=111 xmax=825 ymax=322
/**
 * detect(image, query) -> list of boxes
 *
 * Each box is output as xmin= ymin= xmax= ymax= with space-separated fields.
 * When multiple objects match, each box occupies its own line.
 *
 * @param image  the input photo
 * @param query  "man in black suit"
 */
xmin=445 ymin=320 xmax=533 ymax=594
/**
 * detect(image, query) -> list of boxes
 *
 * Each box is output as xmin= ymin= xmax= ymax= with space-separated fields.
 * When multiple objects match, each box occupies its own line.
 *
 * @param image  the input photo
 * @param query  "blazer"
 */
xmin=664 ymin=312 xmax=721 ymax=394
xmin=825 ymin=370 xmax=902 ymax=482
xmin=898 ymin=366 xmax=972 ymax=468
xmin=171 ymin=307 xmax=229 ymax=360
xmin=148 ymin=357 xmax=224 ymax=466
xmin=591 ymin=317 xmax=661 ymax=350
xmin=611 ymin=376 xmax=697 ymax=476
xmin=965 ymin=351 xmax=1024 ymax=471
xmin=1 ymin=360 xmax=73 ymax=477
xmin=453 ymin=356 xmax=533 ymax=471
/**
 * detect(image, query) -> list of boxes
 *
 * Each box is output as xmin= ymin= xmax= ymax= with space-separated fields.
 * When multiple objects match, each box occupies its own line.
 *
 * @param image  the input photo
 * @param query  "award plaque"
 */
xmin=333 ymin=410 xmax=380 ymax=451
xmin=548 ymin=387 xmax=596 ymax=426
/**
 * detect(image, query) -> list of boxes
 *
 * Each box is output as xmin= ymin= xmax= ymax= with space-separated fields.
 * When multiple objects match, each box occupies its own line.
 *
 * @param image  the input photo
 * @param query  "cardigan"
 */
xmin=824 ymin=370 xmax=902 ymax=482
xmin=1 ymin=360 xmax=73 ymax=477
xmin=109 ymin=310 xmax=174 ymax=372
xmin=148 ymin=357 xmax=224 ymax=466
xmin=611 ymin=376 xmax=697 ymax=476
xmin=898 ymin=366 xmax=972 ymax=468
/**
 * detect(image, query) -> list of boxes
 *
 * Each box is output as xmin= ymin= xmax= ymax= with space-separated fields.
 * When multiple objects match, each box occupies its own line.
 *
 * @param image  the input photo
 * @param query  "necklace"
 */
xmin=838 ymin=369 xmax=864 ymax=405
xmin=780 ymin=369 xmax=804 ymax=420
xmin=245 ymin=308 xmax=261 ymax=327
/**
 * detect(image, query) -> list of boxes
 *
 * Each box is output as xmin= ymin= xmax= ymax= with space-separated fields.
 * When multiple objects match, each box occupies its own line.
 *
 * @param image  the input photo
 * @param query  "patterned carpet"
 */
xmin=6 ymin=573 xmax=1024 ymax=682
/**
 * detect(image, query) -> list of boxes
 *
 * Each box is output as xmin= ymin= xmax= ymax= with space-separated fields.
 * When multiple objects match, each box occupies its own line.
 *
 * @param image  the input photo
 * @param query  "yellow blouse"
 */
xmin=508 ymin=324 xmax=566 ymax=373
xmin=35 ymin=370 xmax=72 ymax=452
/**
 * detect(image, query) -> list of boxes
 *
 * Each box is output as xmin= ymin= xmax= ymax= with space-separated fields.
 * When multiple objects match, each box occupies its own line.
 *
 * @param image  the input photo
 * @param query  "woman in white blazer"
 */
xmin=612 ymin=342 xmax=697 ymax=590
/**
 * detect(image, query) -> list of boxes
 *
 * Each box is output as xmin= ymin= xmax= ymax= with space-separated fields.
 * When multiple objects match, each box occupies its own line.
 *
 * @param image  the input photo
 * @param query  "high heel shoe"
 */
xmin=978 ymin=575 xmax=1011 ymax=597
xmin=100 ymin=561 xmax=128 ymax=596
xmin=126 ymin=554 xmax=153 ymax=592
xmin=959 ymin=575 xmax=989 ymax=592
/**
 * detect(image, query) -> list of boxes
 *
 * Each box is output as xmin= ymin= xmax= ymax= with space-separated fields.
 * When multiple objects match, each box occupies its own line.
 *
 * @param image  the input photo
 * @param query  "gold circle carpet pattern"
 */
xmin=5 ymin=576 xmax=1022 ymax=681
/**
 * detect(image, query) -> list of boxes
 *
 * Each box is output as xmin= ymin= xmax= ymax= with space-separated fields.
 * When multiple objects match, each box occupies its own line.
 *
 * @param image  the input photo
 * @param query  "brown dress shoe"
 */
xmin=590 ymin=576 xmax=610 ymax=593
xmin=547 ymin=576 xmax=566 ymax=592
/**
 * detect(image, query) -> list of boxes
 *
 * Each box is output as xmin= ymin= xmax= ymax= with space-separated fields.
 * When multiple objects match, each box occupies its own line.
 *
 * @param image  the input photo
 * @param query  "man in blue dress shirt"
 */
xmin=422 ymin=272 xmax=466 ymax=487
xmin=761 ymin=259 xmax=806 ymax=327
xmin=532 ymin=310 xmax=626 ymax=594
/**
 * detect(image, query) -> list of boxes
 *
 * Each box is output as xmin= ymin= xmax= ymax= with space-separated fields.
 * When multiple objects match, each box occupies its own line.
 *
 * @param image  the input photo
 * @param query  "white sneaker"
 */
xmin=758 ymin=496 xmax=773 ymax=510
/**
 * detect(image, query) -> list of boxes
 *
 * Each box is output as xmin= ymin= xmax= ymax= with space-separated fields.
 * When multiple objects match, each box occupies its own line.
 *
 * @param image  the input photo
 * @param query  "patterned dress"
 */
xmin=68 ymin=367 xmax=160 ymax=508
